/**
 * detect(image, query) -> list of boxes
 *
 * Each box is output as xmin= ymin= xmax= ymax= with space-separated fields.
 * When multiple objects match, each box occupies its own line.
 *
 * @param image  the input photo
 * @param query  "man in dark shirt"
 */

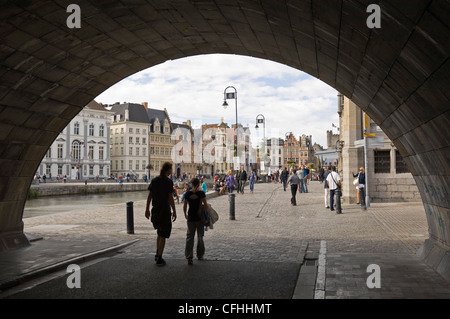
xmin=145 ymin=162 xmax=177 ymax=266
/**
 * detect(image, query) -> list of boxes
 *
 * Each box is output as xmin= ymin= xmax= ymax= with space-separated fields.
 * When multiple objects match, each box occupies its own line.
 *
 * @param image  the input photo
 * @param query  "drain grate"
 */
xmin=304 ymin=259 xmax=317 ymax=266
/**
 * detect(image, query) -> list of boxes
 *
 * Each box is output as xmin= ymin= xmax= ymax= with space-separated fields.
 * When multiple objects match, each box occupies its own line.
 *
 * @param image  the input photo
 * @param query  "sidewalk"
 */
xmin=1 ymin=181 xmax=449 ymax=299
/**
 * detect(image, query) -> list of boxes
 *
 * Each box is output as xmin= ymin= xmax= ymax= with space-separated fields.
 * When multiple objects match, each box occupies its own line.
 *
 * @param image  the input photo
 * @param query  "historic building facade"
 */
xmin=338 ymin=94 xmax=420 ymax=204
xmin=39 ymin=100 xmax=113 ymax=180
xmin=109 ymin=102 xmax=150 ymax=179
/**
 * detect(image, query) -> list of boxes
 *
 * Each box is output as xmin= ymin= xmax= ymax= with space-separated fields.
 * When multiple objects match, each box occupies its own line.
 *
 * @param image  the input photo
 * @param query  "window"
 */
xmin=57 ymin=144 xmax=63 ymax=159
xmin=46 ymin=147 xmax=51 ymax=158
xmin=58 ymin=165 xmax=63 ymax=175
xmin=99 ymin=146 xmax=104 ymax=160
xmin=88 ymin=146 xmax=94 ymax=159
xmin=74 ymin=123 xmax=79 ymax=135
xmin=129 ymin=128 xmax=133 ymax=133
xmin=395 ymin=150 xmax=410 ymax=174
xmin=72 ymin=141 xmax=81 ymax=160
xmin=89 ymin=165 xmax=94 ymax=175
xmin=129 ymin=137 xmax=133 ymax=144
xmin=129 ymin=160 xmax=133 ymax=170
xmin=136 ymin=160 xmax=140 ymax=170
xmin=129 ymin=147 xmax=133 ymax=155
xmin=99 ymin=125 xmax=104 ymax=137
xmin=374 ymin=150 xmax=390 ymax=173
xmin=136 ymin=128 xmax=140 ymax=134
xmin=89 ymin=124 xmax=94 ymax=136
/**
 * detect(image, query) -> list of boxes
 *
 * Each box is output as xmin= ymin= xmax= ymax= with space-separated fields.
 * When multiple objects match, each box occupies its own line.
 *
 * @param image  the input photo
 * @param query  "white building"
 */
xmin=109 ymin=102 xmax=151 ymax=179
xmin=39 ymin=100 xmax=113 ymax=180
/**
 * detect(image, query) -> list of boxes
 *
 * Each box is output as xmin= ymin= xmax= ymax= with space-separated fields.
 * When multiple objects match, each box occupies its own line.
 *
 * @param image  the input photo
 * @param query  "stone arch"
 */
xmin=0 ymin=1 xmax=448 ymax=278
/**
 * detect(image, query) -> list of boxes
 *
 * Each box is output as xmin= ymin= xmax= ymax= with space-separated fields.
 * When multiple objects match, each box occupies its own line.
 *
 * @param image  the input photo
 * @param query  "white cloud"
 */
xmin=95 ymin=54 xmax=338 ymax=147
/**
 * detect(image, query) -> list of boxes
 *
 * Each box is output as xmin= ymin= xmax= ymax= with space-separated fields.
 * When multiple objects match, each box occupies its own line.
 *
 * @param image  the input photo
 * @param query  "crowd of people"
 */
xmin=145 ymin=161 xmax=366 ymax=267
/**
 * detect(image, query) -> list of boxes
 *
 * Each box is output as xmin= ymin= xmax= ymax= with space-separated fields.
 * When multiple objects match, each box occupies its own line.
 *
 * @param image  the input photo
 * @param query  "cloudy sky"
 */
xmin=95 ymin=54 xmax=339 ymax=148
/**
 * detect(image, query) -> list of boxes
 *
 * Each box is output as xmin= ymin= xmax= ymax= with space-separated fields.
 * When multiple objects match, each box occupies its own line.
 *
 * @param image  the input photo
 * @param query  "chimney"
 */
xmin=186 ymin=120 xmax=191 ymax=127
xmin=125 ymin=109 xmax=129 ymax=121
xmin=141 ymin=102 xmax=148 ymax=111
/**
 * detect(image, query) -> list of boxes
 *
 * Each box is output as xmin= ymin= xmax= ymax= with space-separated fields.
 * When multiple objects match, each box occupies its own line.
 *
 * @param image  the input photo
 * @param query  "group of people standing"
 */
xmin=215 ymin=166 xmax=257 ymax=195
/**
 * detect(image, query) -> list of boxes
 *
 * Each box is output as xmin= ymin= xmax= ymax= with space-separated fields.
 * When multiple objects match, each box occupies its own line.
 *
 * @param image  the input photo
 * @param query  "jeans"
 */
xmin=185 ymin=221 xmax=205 ymax=260
xmin=330 ymin=189 xmax=336 ymax=210
xmin=249 ymin=180 xmax=255 ymax=192
xmin=303 ymin=177 xmax=309 ymax=193
xmin=291 ymin=184 xmax=298 ymax=205
xmin=282 ymin=179 xmax=287 ymax=191
xmin=299 ymin=179 xmax=306 ymax=193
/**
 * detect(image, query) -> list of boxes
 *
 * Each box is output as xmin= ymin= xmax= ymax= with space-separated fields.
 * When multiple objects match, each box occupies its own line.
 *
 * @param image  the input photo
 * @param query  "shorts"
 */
xmin=151 ymin=207 xmax=172 ymax=238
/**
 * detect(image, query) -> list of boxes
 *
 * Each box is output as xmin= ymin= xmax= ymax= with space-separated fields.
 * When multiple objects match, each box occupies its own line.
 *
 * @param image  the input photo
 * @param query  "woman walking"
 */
xmin=353 ymin=167 xmax=366 ymax=210
xmin=225 ymin=170 xmax=236 ymax=194
xmin=183 ymin=178 xmax=208 ymax=265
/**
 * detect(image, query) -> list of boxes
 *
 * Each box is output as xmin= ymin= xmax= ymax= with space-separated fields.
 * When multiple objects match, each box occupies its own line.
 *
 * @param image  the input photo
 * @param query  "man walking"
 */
xmin=145 ymin=162 xmax=177 ymax=266
xmin=326 ymin=165 xmax=342 ymax=214
xmin=280 ymin=167 xmax=289 ymax=191
xmin=237 ymin=166 xmax=247 ymax=194
xmin=287 ymin=168 xmax=301 ymax=206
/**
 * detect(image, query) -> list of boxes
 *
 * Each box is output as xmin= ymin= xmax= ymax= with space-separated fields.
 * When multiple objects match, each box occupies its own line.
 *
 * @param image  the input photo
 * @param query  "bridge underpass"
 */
xmin=0 ymin=0 xmax=448 ymax=281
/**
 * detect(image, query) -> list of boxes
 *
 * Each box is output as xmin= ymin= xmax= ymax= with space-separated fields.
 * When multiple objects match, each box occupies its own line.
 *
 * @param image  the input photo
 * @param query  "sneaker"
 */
xmin=156 ymin=257 xmax=166 ymax=266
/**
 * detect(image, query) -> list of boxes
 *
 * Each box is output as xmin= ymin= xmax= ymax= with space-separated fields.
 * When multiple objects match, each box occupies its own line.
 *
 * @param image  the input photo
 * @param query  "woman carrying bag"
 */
xmin=183 ymin=178 xmax=208 ymax=265
xmin=352 ymin=167 xmax=366 ymax=210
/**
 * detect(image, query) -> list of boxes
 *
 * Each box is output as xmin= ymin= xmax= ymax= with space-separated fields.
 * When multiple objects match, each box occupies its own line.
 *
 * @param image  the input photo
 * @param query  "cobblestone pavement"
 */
xmin=1 ymin=181 xmax=449 ymax=299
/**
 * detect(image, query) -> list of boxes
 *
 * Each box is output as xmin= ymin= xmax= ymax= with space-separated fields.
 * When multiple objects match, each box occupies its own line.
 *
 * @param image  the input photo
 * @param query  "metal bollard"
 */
xmin=336 ymin=189 xmax=342 ymax=214
xmin=126 ymin=201 xmax=135 ymax=234
xmin=228 ymin=193 xmax=235 ymax=220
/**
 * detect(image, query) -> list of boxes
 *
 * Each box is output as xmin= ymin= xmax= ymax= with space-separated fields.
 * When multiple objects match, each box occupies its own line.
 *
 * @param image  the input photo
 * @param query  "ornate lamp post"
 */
xmin=222 ymin=86 xmax=238 ymax=158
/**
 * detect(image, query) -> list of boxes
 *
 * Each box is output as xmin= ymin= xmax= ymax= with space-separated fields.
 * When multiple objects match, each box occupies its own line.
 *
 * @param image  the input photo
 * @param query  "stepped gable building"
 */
xmin=146 ymin=107 xmax=174 ymax=177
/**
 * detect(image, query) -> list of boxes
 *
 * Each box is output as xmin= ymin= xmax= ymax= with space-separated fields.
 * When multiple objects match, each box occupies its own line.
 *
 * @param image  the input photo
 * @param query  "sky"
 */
xmin=95 ymin=54 xmax=339 ymax=148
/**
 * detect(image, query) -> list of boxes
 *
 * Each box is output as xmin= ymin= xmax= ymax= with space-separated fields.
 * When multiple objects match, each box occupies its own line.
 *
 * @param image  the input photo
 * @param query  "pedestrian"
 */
xmin=303 ymin=165 xmax=310 ymax=193
xmin=280 ymin=167 xmax=289 ymax=191
xmin=353 ymin=167 xmax=366 ymax=210
xmin=183 ymin=177 xmax=207 ymax=265
xmin=248 ymin=169 xmax=257 ymax=193
xmin=201 ymin=178 xmax=207 ymax=193
xmin=237 ymin=166 xmax=247 ymax=194
xmin=225 ymin=170 xmax=236 ymax=194
xmin=145 ymin=162 xmax=177 ymax=266
xmin=319 ymin=166 xmax=325 ymax=183
xmin=287 ymin=168 xmax=301 ymax=206
xmin=326 ymin=165 xmax=342 ymax=213
xmin=324 ymin=166 xmax=331 ymax=208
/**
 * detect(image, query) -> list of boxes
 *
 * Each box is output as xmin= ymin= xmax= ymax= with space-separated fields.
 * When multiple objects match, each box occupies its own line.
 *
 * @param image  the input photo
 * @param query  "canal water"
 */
xmin=24 ymin=191 xmax=149 ymax=218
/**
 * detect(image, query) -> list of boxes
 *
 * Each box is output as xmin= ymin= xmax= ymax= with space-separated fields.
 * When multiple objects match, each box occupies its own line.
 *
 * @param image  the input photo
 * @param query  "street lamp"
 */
xmin=222 ymin=86 xmax=238 ymax=158
xmin=255 ymin=114 xmax=266 ymax=173
xmin=255 ymin=114 xmax=266 ymax=155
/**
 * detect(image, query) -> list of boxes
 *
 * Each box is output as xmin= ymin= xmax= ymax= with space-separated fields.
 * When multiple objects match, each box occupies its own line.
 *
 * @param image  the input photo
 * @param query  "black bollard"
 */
xmin=336 ymin=188 xmax=342 ymax=214
xmin=229 ymin=193 xmax=235 ymax=220
xmin=126 ymin=201 xmax=135 ymax=234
